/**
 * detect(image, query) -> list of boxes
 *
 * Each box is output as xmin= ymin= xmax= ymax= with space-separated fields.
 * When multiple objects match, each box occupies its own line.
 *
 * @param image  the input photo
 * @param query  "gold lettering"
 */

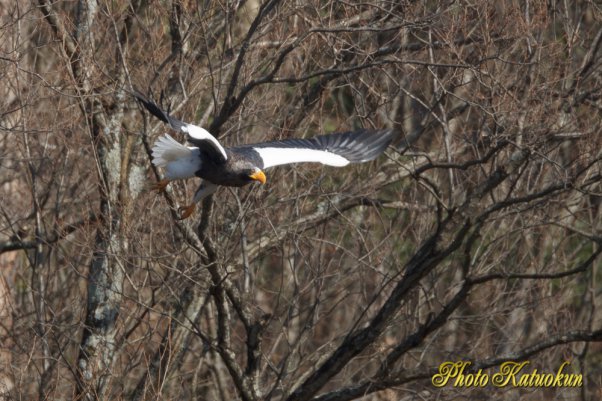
xmin=568 ymin=374 xmax=583 ymax=387
xmin=552 ymin=362 xmax=568 ymax=387
xmin=543 ymin=374 xmax=553 ymax=387
xmin=492 ymin=361 xmax=529 ymax=387
xmin=453 ymin=361 xmax=470 ymax=386
xmin=475 ymin=369 xmax=489 ymax=387
xmin=534 ymin=371 xmax=545 ymax=387
xmin=518 ymin=373 xmax=529 ymax=387
xmin=557 ymin=362 xmax=583 ymax=387
xmin=454 ymin=367 xmax=489 ymax=387
xmin=432 ymin=360 xmax=583 ymax=388
xmin=432 ymin=361 xmax=468 ymax=387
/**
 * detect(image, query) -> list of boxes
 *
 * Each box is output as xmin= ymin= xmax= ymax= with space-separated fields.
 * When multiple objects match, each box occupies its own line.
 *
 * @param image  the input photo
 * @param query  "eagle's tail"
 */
xmin=151 ymin=134 xmax=193 ymax=167
xmin=151 ymin=134 xmax=202 ymax=181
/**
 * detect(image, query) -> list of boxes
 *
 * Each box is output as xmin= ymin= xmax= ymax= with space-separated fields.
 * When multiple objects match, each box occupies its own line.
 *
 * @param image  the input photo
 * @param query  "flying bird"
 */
xmin=135 ymin=93 xmax=397 ymax=219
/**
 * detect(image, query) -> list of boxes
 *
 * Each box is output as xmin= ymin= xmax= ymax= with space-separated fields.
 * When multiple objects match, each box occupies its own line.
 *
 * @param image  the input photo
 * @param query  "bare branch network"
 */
xmin=0 ymin=0 xmax=601 ymax=400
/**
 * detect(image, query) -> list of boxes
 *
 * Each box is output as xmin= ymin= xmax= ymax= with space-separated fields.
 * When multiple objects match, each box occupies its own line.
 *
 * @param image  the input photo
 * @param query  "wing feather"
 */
xmin=246 ymin=129 xmax=397 ymax=169
xmin=134 ymin=91 xmax=228 ymax=163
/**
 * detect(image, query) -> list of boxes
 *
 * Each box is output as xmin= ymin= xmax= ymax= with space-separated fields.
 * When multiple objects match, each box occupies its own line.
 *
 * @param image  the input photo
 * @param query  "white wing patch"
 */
xmin=184 ymin=124 xmax=228 ymax=161
xmin=254 ymin=147 xmax=350 ymax=169
xmin=152 ymin=134 xmax=201 ymax=180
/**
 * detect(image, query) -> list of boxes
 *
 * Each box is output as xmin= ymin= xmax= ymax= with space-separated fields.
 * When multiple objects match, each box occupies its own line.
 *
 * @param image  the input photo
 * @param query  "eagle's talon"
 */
xmin=152 ymin=179 xmax=170 ymax=193
xmin=177 ymin=204 xmax=196 ymax=220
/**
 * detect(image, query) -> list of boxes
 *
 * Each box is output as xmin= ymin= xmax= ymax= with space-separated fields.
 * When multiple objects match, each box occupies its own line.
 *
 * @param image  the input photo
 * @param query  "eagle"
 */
xmin=135 ymin=93 xmax=397 ymax=219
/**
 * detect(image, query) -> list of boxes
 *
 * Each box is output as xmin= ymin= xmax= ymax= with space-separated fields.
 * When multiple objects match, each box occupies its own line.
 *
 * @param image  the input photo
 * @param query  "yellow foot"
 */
xmin=177 ymin=204 xmax=196 ymax=220
xmin=151 ymin=179 xmax=170 ymax=193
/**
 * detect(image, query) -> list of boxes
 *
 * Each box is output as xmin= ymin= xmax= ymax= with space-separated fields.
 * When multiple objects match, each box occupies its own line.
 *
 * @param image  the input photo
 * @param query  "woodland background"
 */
xmin=0 ymin=0 xmax=601 ymax=400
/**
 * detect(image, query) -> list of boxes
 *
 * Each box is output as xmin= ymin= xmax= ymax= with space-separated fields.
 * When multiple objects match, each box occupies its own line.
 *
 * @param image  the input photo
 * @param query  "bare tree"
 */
xmin=0 ymin=0 xmax=601 ymax=400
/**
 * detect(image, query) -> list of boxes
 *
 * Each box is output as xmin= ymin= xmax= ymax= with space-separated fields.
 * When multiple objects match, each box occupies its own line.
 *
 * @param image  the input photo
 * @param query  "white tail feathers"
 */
xmin=152 ymin=134 xmax=193 ymax=167
xmin=151 ymin=134 xmax=202 ymax=180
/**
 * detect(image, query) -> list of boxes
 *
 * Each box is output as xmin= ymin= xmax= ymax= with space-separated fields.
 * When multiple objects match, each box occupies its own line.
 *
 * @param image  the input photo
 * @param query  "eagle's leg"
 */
xmin=178 ymin=204 xmax=196 ymax=220
xmin=177 ymin=181 xmax=218 ymax=220
xmin=152 ymin=179 xmax=170 ymax=193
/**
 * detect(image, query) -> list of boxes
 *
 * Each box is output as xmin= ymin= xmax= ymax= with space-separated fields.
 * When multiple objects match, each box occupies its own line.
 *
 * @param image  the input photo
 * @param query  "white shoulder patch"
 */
xmin=254 ymin=147 xmax=350 ymax=169
xmin=185 ymin=124 xmax=228 ymax=161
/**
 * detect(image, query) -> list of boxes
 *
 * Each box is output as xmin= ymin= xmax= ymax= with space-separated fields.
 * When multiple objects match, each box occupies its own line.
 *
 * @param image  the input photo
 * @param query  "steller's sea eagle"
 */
xmin=135 ymin=92 xmax=397 ymax=219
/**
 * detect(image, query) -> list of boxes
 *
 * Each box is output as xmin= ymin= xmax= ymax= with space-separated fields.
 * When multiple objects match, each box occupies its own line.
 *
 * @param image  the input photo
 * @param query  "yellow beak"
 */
xmin=249 ymin=170 xmax=266 ymax=185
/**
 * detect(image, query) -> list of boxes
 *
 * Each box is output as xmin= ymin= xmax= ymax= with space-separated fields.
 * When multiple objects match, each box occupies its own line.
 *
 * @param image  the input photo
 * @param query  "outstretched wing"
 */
xmin=134 ymin=91 xmax=228 ymax=164
xmin=236 ymin=129 xmax=397 ymax=169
